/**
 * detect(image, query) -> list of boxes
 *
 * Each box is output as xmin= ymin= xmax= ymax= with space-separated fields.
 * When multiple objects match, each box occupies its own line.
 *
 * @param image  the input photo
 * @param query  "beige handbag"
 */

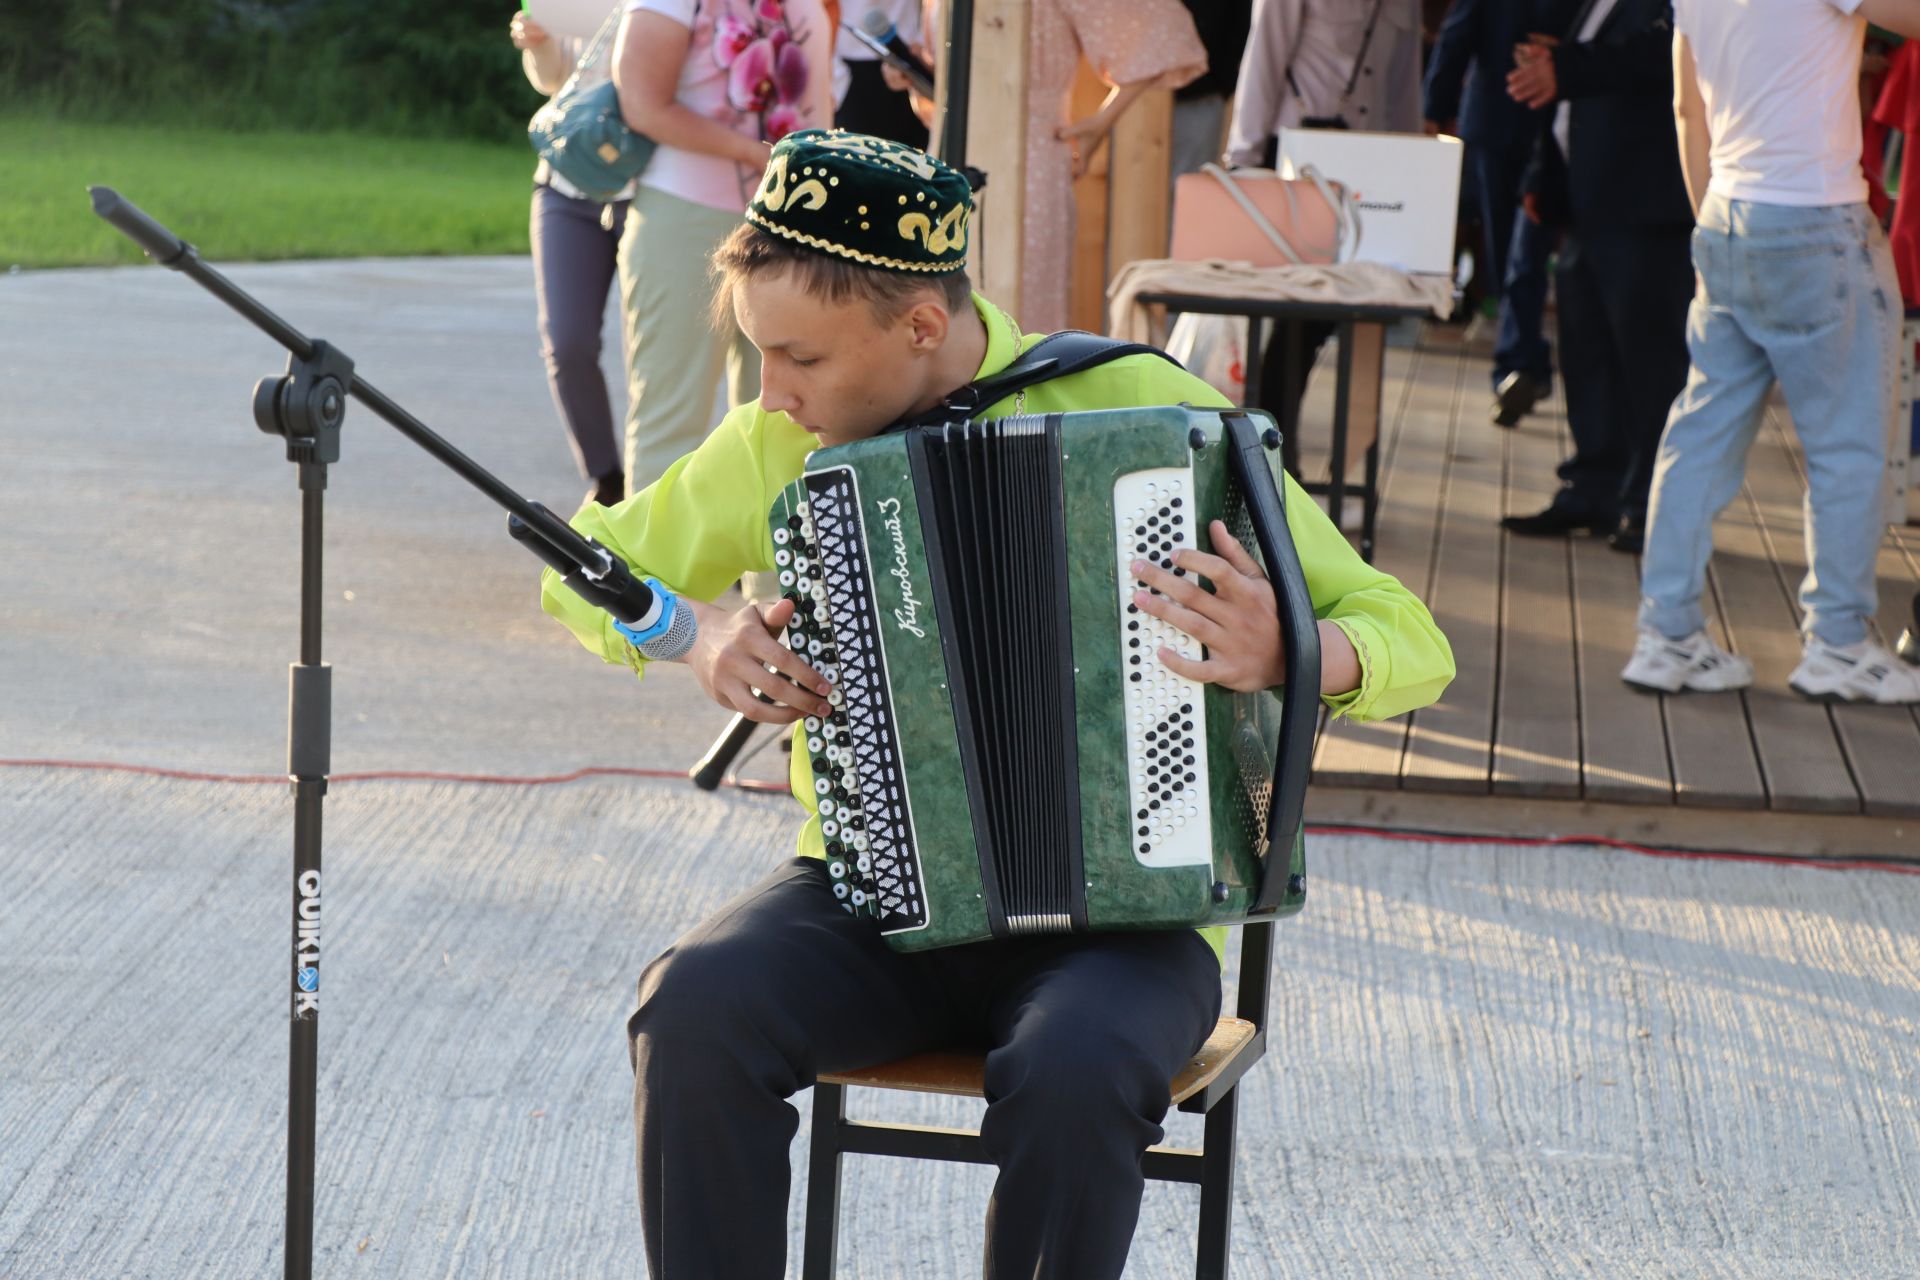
xmin=1169 ymin=162 xmax=1360 ymax=267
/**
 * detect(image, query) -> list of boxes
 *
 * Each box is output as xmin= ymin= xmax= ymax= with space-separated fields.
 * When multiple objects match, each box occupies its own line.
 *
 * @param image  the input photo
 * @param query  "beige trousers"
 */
xmin=616 ymin=185 xmax=761 ymax=494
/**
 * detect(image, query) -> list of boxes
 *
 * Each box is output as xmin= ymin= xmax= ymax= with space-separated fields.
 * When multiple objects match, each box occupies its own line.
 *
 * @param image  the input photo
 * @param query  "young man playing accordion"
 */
xmin=540 ymin=130 xmax=1454 ymax=1278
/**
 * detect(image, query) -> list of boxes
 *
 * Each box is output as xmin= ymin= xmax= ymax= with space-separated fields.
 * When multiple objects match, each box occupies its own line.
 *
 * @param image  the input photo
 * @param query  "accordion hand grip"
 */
xmin=1223 ymin=413 xmax=1320 ymax=914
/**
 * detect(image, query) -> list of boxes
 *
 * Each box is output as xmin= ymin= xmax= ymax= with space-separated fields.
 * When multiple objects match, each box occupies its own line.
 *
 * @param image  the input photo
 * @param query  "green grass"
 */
xmin=1 ymin=114 xmax=536 ymax=269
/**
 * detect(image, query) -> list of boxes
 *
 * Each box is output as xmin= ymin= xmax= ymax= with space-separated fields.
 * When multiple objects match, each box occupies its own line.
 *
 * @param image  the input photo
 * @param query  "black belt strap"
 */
xmin=891 ymin=330 xmax=1183 ymax=431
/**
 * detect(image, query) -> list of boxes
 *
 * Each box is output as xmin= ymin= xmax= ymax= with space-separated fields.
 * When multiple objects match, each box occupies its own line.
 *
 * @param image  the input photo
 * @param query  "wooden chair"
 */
xmin=800 ymin=918 xmax=1279 ymax=1280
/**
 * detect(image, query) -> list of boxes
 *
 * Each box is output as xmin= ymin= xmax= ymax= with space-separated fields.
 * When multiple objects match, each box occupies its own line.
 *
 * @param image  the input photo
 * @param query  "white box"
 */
xmin=1277 ymin=129 xmax=1464 ymax=276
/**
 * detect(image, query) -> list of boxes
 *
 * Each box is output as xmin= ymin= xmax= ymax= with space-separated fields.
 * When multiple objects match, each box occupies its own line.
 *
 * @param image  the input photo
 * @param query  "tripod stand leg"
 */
xmin=690 ymin=713 xmax=759 ymax=791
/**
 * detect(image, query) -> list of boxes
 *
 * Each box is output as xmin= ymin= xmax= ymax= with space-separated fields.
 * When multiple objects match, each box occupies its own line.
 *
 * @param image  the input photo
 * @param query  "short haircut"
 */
xmin=709 ymin=222 xmax=973 ymax=332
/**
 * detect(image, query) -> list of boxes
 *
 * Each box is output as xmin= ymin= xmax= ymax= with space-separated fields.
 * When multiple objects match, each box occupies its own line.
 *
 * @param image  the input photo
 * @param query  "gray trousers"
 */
xmin=530 ymin=182 xmax=628 ymax=483
xmin=628 ymin=857 xmax=1223 ymax=1278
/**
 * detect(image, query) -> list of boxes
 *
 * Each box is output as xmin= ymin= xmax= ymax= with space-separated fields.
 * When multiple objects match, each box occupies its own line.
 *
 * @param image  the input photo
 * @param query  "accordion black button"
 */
xmin=1211 ymin=881 xmax=1230 ymax=903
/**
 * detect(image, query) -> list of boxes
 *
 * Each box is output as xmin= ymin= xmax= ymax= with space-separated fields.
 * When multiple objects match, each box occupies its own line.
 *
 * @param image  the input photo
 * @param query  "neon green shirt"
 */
xmin=541 ymin=294 xmax=1455 ymax=960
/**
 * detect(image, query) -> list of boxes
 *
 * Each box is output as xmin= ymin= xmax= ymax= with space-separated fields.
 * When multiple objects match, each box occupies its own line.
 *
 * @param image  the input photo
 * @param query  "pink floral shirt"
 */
xmin=626 ymin=0 xmax=834 ymax=211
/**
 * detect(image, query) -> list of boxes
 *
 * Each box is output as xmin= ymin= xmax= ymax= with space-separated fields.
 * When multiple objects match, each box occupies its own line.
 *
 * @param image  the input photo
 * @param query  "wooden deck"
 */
xmin=1298 ymin=324 xmax=1920 ymax=857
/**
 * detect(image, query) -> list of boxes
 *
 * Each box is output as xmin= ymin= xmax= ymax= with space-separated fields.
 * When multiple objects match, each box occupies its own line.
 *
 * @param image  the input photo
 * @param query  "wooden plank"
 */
xmin=1753 ymin=405 xmax=1920 ymax=817
xmin=1311 ymin=338 xmax=1456 ymax=789
xmin=1068 ymin=60 xmax=1110 ymax=334
xmin=1400 ymin=340 xmax=1503 ymax=793
xmin=962 ymin=0 xmax=1029 ymax=309
xmin=1568 ymin=535 xmax=1676 ymax=804
xmin=1492 ymin=398 xmax=1583 ymax=799
xmin=1661 ymin=565 xmax=1770 ymax=810
xmin=1715 ymin=476 xmax=1860 ymax=813
xmin=1308 ymin=785 xmax=1920 ymax=861
xmin=1106 ymin=87 xmax=1174 ymax=270
xmin=820 ymin=1017 xmax=1257 ymax=1106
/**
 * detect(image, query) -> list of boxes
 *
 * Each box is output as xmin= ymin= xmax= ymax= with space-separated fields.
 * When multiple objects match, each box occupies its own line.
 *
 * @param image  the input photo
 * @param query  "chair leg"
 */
xmin=801 ymin=1082 xmax=846 ymax=1280
xmin=1194 ymin=1088 xmax=1240 ymax=1280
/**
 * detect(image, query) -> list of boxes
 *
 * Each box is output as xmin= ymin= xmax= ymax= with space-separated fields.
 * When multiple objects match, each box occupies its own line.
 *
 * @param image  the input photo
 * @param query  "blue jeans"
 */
xmin=1638 ymin=194 xmax=1900 ymax=647
xmin=1495 ymin=203 xmax=1556 ymax=389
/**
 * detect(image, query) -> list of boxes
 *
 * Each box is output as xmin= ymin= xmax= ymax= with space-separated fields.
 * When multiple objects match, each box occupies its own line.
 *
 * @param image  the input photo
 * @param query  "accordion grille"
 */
xmin=778 ymin=469 xmax=928 ymax=933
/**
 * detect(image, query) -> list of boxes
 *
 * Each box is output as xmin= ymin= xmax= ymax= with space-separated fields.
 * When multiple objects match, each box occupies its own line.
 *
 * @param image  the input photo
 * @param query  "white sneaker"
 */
xmin=1621 ymin=628 xmax=1755 ymax=694
xmin=1788 ymin=637 xmax=1920 ymax=704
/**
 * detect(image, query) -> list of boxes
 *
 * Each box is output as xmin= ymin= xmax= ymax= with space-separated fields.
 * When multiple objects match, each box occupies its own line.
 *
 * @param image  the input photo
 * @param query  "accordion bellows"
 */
xmin=772 ymin=406 xmax=1313 ymax=952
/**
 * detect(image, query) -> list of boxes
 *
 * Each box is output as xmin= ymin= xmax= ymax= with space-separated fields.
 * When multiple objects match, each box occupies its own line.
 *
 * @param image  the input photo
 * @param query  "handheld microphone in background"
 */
xmin=848 ymin=9 xmax=936 ymax=100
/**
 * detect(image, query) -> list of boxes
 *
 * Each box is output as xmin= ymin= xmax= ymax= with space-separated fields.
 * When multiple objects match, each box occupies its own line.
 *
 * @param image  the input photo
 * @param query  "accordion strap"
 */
xmin=894 ymin=330 xmax=1181 ymax=430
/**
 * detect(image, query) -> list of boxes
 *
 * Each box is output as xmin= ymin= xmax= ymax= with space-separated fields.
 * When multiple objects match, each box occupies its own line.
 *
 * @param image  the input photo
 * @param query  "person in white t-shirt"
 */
xmin=1624 ymin=0 xmax=1920 ymax=704
xmin=610 ymin=0 xmax=834 ymax=494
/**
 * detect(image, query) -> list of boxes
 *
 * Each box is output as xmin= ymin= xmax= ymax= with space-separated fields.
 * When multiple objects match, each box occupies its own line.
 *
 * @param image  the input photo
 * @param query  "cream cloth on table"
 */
xmin=1105 ymin=257 xmax=1454 ymax=344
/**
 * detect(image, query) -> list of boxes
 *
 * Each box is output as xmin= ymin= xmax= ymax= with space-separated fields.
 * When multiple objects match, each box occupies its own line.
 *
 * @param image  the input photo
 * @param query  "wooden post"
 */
xmin=1106 ymin=87 xmax=1174 ymax=275
xmin=953 ymin=0 xmax=1029 ymax=309
xmin=1069 ymin=60 xmax=1111 ymax=333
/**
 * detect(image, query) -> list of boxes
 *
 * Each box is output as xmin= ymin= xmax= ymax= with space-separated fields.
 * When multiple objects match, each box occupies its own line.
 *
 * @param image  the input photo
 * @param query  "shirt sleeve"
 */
xmin=1227 ymin=0 xmax=1305 ymax=166
xmin=538 ymin=404 xmax=806 ymax=676
xmin=629 ymin=0 xmax=698 ymax=24
xmin=1056 ymin=0 xmax=1208 ymax=91
xmin=1280 ymin=466 xmax=1455 ymax=724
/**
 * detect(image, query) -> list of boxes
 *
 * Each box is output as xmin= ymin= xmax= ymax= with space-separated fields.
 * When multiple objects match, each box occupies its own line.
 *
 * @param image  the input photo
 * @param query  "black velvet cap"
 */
xmin=745 ymin=129 xmax=971 ymax=274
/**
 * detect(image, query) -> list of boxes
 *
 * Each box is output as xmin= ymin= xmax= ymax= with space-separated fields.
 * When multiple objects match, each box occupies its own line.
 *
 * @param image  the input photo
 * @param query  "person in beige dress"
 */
xmin=900 ymin=0 xmax=1207 ymax=333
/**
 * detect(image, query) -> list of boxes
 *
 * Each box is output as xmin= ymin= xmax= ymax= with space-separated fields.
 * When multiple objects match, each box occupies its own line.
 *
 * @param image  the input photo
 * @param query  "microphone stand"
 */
xmin=88 ymin=187 xmax=662 ymax=1280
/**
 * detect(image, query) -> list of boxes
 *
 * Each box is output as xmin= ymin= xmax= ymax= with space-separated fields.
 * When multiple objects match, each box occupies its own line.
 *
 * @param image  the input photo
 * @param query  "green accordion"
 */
xmin=770 ymin=406 xmax=1319 ymax=952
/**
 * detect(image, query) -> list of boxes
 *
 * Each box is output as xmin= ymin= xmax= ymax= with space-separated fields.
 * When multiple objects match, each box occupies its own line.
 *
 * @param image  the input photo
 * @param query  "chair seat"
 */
xmin=817 ymin=1016 xmax=1258 ymax=1106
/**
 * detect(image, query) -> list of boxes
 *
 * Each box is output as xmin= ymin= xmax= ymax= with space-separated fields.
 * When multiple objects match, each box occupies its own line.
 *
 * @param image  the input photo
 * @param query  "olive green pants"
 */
xmin=616 ymin=184 xmax=761 ymax=493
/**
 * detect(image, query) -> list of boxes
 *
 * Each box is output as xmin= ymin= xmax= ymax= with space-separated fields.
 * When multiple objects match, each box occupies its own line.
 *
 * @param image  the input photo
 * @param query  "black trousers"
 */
xmin=1552 ymin=224 xmax=1695 ymax=523
xmin=627 ymin=857 xmax=1223 ymax=1278
xmin=834 ymin=58 xmax=929 ymax=149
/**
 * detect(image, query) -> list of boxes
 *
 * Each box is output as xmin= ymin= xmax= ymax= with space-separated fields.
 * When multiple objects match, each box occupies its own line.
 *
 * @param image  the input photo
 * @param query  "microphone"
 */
xmin=850 ymin=9 xmax=935 ymax=100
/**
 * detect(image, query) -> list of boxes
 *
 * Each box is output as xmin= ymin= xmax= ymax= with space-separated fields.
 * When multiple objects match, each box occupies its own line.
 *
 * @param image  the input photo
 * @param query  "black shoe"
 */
xmin=1491 ymin=371 xmax=1545 ymax=428
xmin=1501 ymin=502 xmax=1612 ymax=537
xmin=1607 ymin=514 xmax=1645 ymax=554
xmin=588 ymin=470 xmax=626 ymax=507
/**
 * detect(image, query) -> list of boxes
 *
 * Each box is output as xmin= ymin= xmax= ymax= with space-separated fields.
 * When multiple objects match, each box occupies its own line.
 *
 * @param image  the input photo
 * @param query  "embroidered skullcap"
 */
xmin=746 ymin=129 xmax=971 ymax=274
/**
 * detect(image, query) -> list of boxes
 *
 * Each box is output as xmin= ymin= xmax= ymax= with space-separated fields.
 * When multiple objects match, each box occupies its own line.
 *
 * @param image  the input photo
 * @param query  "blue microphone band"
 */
xmin=613 ymin=579 xmax=699 ymax=661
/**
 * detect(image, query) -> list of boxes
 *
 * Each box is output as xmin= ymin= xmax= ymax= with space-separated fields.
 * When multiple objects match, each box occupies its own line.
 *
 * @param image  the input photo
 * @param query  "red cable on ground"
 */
xmin=2 ymin=757 xmax=1913 ymax=871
